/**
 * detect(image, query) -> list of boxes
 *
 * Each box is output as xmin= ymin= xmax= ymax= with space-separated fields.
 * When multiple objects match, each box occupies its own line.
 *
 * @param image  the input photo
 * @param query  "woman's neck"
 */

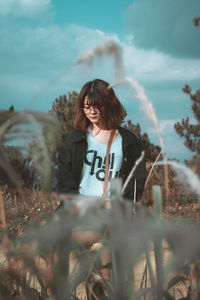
xmin=90 ymin=124 xmax=118 ymax=144
xmin=90 ymin=123 xmax=101 ymax=132
xmin=90 ymin=124 xmax=101 ymax=137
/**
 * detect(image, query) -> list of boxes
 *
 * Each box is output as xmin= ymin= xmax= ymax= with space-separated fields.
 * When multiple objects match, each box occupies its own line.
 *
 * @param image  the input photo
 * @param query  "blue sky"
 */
xmin=0 ymin=0 xmax=200 ymax=160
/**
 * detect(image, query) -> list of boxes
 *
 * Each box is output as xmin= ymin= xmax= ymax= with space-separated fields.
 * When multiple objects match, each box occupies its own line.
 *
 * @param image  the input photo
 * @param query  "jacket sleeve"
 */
xmin=57 ymin=137 xmax=79 ymax=194
xmin=134 ymin=149 xmax=146 ymax=202
xmin=122 ymin=143 xmax=146 ymax=202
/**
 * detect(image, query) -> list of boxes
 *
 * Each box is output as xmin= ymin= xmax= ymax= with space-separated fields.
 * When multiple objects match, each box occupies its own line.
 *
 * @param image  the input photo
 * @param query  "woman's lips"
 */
xmin=89 ymin=115 xmax=99 ymax=118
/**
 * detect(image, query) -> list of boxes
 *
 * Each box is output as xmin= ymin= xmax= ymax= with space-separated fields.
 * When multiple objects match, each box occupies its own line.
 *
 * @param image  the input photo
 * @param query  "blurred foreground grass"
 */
xmin=0 ymin=185 xmax=199 ymax=300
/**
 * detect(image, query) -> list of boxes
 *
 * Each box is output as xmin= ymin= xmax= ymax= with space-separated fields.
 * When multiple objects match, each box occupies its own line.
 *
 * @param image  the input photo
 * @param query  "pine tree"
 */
xmin=0 ymin=105 xmax=14 ymax=129
xmin=0 ymin=145 xmax=38 ymax=192
xmin=49 ymin=91 xmax=78 ymax=143
xmin=174 ymin=85 xmax=200 ymax=175
xmin=0 ymin=106 xmax=39 ymax=194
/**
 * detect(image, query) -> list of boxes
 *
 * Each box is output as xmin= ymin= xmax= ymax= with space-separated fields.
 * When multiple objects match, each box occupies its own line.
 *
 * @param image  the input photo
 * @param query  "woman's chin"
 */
xmin=89 ymin=117 xmax=100 ymax=123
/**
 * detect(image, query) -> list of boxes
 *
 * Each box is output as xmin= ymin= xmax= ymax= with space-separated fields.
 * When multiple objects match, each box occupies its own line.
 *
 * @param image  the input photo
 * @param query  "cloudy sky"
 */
xmin=1 ymin=0 xmax=200 ymax=160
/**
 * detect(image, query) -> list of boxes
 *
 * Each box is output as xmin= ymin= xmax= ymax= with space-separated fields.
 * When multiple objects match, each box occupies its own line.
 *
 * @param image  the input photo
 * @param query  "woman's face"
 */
xmin=83 ymin=96 xmax=102 ymax=127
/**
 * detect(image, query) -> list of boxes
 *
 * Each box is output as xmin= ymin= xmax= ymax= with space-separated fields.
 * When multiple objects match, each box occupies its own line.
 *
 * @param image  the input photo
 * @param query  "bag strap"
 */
xmin=103 ymin=129 xmax=116 ymax=199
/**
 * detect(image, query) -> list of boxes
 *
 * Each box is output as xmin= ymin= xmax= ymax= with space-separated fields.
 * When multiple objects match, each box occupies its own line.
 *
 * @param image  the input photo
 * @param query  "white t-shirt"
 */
xmin=79 ymin=130 xmax=123 ymax=197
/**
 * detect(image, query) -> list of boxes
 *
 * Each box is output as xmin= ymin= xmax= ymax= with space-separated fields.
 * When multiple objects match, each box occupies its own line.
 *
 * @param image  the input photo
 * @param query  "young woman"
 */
xmin=57 ymin=79 xmax=146 ymax=283
xmin=57 ymin=79 xmax=146 ymax=201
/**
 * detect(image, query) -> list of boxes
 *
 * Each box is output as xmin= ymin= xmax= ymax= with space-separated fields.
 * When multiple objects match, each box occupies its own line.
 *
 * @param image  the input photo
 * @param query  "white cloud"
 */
xmin=122 ymin=35 xmax=200 ymax=82
xmin=1 ymin=22 xmax=199 ymax=90
xmin=0 ymin=24 xmax=120 ymax=85
xmin=159 ymin=119 xmax=177 ymax=134
xmin=148 ymin=118 xmax=197 ymax=137
xmin=146 ymin=118 xmax=177 ymax=144
xmin=0 ymin=22 xmax=200 ymax=115
xmin=0 ymin=22 xmax=197 ymax=161
xmin=16 ymin=23 xmax=200 ymax=84
xmin=0 ymin=0 xmax=52 ymax=18
xmin=0 ymin=24 xmax=121 ymax=110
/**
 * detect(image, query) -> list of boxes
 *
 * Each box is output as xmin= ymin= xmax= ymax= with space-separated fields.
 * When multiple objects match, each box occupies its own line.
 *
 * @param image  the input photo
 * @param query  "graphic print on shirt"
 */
xmin=85 ymin=150 xmax=122 ymax=181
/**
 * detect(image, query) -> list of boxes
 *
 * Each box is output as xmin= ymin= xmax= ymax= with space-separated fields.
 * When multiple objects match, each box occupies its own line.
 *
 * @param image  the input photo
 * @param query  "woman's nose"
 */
xmin=90 ymin=107 xmax=96 ymax=113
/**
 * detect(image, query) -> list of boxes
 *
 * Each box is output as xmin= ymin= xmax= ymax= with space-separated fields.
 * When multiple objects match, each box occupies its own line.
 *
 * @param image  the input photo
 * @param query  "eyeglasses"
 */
xmin=83 ymin=105 xmax=99 ymax=112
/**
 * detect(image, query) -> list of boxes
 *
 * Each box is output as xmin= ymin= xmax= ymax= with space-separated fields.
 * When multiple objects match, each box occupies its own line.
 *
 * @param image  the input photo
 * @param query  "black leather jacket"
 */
xmin=57 ymin=126 xmax=146 ymax=202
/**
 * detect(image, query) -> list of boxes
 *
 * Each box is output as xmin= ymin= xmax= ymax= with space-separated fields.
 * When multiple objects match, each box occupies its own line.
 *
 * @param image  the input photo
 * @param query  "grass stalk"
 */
xmin=0 ymin=189 xmax=7 ymax=228
xmin=153 ymin=185 xmax=162 ymax=216
xmin=153 ymin=185 xmax=164 ymax=299
xmin=145 ymin=249 xmax=156 ymax=291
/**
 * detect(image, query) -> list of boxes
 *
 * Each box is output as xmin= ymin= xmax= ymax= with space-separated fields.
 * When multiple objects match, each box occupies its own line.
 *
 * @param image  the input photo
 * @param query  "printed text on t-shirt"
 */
xmin=85 ymin=150 xmax=121 ymax=181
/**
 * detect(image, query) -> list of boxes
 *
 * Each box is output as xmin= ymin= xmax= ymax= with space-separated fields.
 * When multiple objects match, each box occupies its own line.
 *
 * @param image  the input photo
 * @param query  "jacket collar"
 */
xmin=118 ymin=126 xmax=140 ymax=147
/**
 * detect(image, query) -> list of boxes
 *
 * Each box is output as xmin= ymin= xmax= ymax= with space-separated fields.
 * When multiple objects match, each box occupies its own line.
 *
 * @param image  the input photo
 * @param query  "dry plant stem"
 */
xmin=0 ymin=189 xmax=7 ymax=228
xmin=86 ymin=284 xmax=99 ymax=300
xmin=153 ymin=186 xmax=164 ymax=299
xmin=76 ymin=40 xmax=124 ymax=83
xmin=163 ymin=157 xmax=170 ymax=205
xmin=24 ymin=41 xmax=122 ymax=109
xmin=145 ymin=249 xmax=156 ymax=298
xmin=144 ymin=150 xmax=162 ymax=188
xmin=122 ymin=151 xmax=145 ymax=194
xmin=25 ymin=113 xmax=52 ymax=189
xmin=112 ymin=77 xmax=164 ymax=151
xmin=145 ymin=151 xmax=169 ymax=206
xmin=157 ymin=160 xmax=200 ymax=196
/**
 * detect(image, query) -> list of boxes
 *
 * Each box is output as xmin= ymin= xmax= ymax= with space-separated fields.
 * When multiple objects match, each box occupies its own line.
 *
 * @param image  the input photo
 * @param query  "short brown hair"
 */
xmin=73 ymin=79 xmax=127 ymax=131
